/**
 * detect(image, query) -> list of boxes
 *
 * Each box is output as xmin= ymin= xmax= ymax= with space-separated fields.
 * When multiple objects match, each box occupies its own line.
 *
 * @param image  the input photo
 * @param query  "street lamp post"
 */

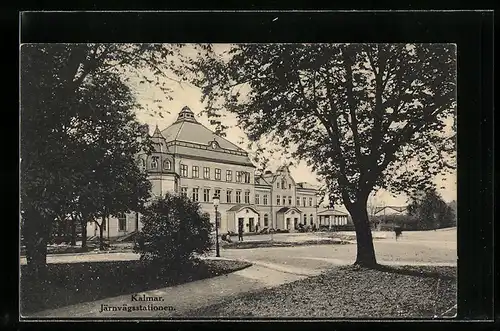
xmin=213 ymin=195 xmax=220 ymax=257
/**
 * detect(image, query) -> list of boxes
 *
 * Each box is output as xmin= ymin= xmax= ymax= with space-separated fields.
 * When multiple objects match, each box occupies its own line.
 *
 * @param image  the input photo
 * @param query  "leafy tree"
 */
xmin=21 ymin=43 xmax=180 ymax=273
xmin=67 ymin=71 xmax=152 ymax=250
xmin=407 ymin=188 xmax=455 ymax=230
xmin=134 ymin=193 xmax=212 ymax=267
xmin=182 ymin=43 xmax=456 ymax=267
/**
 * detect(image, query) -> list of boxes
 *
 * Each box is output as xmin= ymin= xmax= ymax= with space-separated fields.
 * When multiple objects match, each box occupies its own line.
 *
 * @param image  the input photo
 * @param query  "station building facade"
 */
xmin=89 ymin=106 xmax=334 ymax=238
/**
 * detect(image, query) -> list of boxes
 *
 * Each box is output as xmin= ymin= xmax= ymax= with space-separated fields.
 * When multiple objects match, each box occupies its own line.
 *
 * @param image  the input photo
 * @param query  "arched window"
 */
xmin=140 ymin=158 xmax=146 ymax=170
xmin=264 ymin=214 xmax=269 ymax=227
xmin=163 ymin=160 xmax=171 ymax=170
xmin=310 ymin=214 xmax=314 ymax=225
xmin=303 ymin=214 xmax=307 ymax=224
xmin=150 ymin=156 xmax=159 ymax=169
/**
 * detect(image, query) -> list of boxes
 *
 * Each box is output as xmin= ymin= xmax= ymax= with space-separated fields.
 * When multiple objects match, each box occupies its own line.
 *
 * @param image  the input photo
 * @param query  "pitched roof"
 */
xmin=296 ymin=182 xmax=319 ymax=190
xmin=374 ymin=206 xmax=407 ymax=215
xmin=227 ymin=204 xmax=259 ymax=214
xmin=276 ymin=207 xmax=303 ymax=214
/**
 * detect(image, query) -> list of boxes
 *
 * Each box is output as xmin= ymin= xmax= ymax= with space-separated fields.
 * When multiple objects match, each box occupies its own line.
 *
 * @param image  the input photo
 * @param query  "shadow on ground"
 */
xmin=20 ymin=259 xmax=251 ymax=315
xmin=372 ymin=264 xmax=456 ymax=281
xmin=184 ymin=265 xmax=457 ymax=318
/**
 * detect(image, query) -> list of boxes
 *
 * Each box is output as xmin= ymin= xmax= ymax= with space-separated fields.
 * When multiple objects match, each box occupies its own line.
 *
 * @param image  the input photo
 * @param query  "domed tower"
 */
xmin=174 ymin=105 xmax=198 ymax=123
xmin=147 ymin=125 xmax=179 ymax=197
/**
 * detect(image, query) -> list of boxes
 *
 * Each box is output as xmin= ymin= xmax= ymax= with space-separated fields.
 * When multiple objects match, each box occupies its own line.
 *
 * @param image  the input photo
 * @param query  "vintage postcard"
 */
xmin=20 ymin=43 xmax=457 ymax=319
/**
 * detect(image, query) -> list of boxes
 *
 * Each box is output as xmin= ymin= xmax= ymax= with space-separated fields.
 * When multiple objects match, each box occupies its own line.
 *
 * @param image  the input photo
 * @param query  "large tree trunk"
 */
xmin=347 ymin=202 xmax=378 ymax=268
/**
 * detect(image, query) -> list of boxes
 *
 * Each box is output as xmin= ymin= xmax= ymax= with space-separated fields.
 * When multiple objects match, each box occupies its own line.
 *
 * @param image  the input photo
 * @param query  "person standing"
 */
xmin=238 ymin=221 xmax=244 ymax=242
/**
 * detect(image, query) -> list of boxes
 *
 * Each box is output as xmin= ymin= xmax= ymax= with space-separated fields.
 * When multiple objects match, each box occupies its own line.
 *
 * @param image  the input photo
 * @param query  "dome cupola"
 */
xmin=174 ymin=106 xmax=198 ymax=123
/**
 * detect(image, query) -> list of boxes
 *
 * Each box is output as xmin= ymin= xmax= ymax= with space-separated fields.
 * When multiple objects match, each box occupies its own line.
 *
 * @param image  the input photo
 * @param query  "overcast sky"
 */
xmin=128 ymin=44 xmax=457 ymax=210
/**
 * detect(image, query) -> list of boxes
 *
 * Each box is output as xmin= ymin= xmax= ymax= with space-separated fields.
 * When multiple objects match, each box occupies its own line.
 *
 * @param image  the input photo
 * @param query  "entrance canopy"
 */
xmin=276 ymin=207 xmax=302 ymax=215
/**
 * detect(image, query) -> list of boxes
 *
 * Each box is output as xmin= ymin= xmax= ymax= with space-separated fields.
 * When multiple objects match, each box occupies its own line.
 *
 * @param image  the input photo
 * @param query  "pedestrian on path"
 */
xmin=238 ymin=223 xmax=244 ymax=242
xmin=394 ymin=226 xmax=402 ymax=241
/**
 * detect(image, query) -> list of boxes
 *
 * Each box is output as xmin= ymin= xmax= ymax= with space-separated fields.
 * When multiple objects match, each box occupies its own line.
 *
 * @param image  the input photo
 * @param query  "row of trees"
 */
xmin=407 ymin=189 xmax=456 ymax=230
xmin=21 ymin=44 xmax=183 ymax=275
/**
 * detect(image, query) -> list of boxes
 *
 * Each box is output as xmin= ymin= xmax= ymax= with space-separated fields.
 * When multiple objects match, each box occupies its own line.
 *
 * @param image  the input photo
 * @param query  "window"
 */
xmin=181 ymin=187 xmax=188 ymax=197
xmin=303 ymin=214 xmax=307 ymax=224
xmin=289 ymin=184 xmax=292 ymax=189
xmin=296 ymin=197 xmax=300 ymax=206
xmin=151 ymin=156 xmax=159 ymax=169
xmin=215 ymin=168 xmax=221 ymax=180
xmin=236 ymin=191 xmax=241 ymax=204
xmin=226 ymin=170 xmax=232 ymax=181
xmin=255 ymin=194 xmax=260 ymax=205
xmin=277 ymin=195 xmax=280 ymax=205
xmin=264 ymin=214 xmax=269 ymax=227
xmin=118 ymin=213 xmax=127 ymax=231
xmin=309 ymin=197 xmax=313 ymax=206
xmin=303 ymin=197 xmax=307 ymax=207
xmin=164 ymin=160 xmax=171 ymax=170
xmin=192 ymin=166 xmax=199 ymax=178
xmin=236 ymin=171 xmax=241 ymax=182
xmin=282 ymin=197 xmax=286 ymax=205
xmin=203 ymin=189 xmax=210 ymax=202
xmin=140 ymin=158 xmax=146 ymax=170
xmin=204 ymin=167 xmax=210 ymax=179
xmin=226 ymin=190 xmax=232 ymax=203
xmin=243 ymin=172 xmax=250 ymax=183
xmin=288 ymin=196 xmax=292 ymax=205
xmin=310 ymin=214 xmax=314 ymax=225
xmin=181 ymin=164 xmax=188 ymax=177
xmin=215 ymin=189 xmax=221 ymax=198
xmin=192 ymin=188 xmax=199 ymax=202
xmin=263 ymin=194 xmax=268 ymax=205
xmin=244 ymin=191 xmax=250 ymax=204
xmin=281 ymin=180 xmax=285 ymax=189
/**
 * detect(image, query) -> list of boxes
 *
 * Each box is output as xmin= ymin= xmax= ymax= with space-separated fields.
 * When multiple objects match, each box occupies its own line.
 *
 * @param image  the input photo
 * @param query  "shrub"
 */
xmin=134 ymin=193 xmax=212 ymax=267
xmin=258 ymin=227 xmax=269 ymax=234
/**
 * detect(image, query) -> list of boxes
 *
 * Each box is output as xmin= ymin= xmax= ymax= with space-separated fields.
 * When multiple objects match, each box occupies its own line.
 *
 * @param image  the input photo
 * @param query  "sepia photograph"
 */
xmin=20 ymin=43 xmax=457 ymax=319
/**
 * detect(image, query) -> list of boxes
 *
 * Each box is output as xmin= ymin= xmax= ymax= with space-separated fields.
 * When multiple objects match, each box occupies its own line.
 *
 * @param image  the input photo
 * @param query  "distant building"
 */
xmin=88 ymin=106 xmax=321 ymax=238
xmin=317 ymin=208 xmax=350 ymax=227
xmin=374 ymin=206 xmax=408 ymax=216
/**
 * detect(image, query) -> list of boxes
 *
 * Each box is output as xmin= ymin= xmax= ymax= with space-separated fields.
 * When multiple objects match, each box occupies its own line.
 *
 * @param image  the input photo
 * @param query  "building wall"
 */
xmin=87 ymin=152 xmax=319 ymax=238
xmin=174 ymin=155 xmax=256 ymax=231
xmin=86 ymin=213 xmax=139 ymax=238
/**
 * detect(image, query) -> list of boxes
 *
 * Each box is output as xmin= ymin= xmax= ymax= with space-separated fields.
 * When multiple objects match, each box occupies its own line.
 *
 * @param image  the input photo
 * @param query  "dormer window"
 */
xmin=163 ymin=160 xmax=171 ymax=170
xmin=151 ymin=156 xmax=159 ymax=169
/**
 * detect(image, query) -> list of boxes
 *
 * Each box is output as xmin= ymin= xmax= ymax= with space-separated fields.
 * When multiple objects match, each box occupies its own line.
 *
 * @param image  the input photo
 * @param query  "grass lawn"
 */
xmin=186 ymin=265 xmax=456 ymax=318
xmin=20 ymin=258 xmax=251 ymax=315
xmin=221 ymin=239 xmax=350 ymax=249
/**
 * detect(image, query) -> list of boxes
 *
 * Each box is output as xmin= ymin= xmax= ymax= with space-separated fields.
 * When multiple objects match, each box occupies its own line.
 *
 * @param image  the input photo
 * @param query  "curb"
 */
xmin=201 ymin=256 xmax=320 ymax=277
xmin=20 ymin=249 xmax=135 ymax=259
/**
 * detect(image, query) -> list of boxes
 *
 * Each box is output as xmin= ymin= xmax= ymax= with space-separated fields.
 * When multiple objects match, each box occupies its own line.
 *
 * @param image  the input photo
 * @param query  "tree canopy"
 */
xmin=20 ymin=44 xmax=181 ymax=270
xmin=182 ymin=43 xmax=457 ymax=266
xmin=407 ymin=188 xmax=456 ymax=230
